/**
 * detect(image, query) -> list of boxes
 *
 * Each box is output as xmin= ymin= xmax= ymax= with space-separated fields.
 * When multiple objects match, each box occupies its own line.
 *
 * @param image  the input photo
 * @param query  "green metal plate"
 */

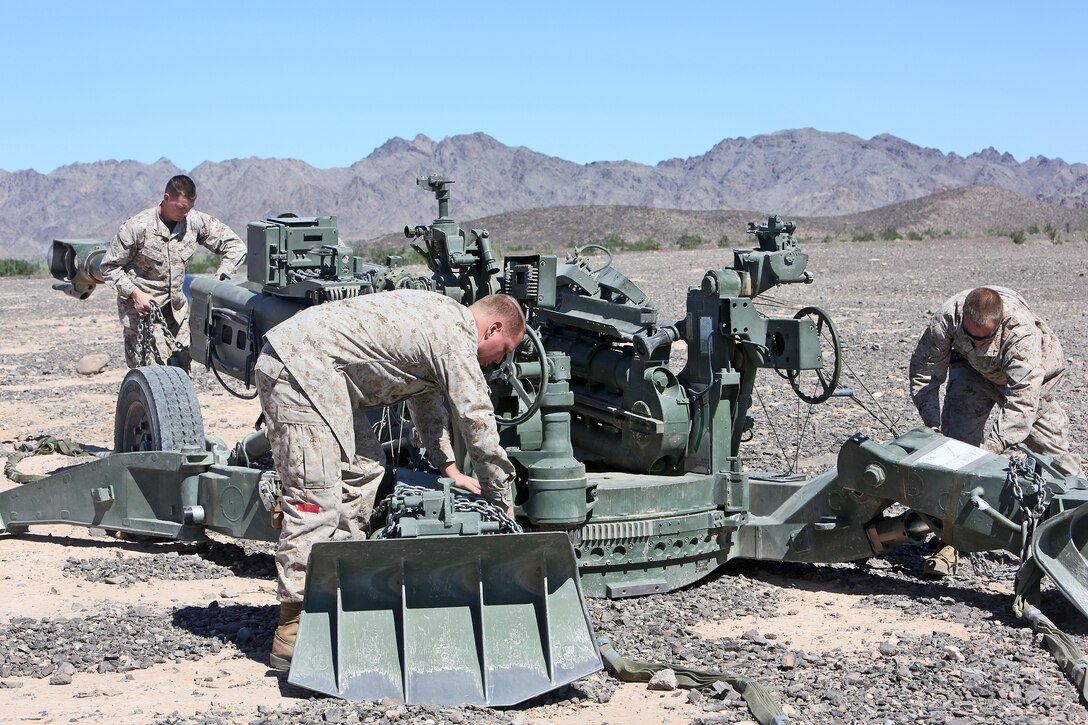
xmin=289 ymin=532 xmax=601 ymax=706
xmin=1031 ymin=506 xmax=1088 ymax=619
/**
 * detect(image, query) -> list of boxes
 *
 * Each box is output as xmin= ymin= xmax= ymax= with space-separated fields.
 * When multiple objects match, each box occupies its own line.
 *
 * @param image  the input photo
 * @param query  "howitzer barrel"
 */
xmin=188 ymin=275 xmax=309 ymax=382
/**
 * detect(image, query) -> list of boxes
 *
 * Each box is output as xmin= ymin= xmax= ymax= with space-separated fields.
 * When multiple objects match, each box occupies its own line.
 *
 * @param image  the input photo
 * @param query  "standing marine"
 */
xmin=99 ymin=174 xmax=246 ymax=371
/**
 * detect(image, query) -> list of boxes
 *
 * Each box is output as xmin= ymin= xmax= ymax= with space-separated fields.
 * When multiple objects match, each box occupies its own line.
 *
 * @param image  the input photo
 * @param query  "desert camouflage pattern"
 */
xmin=100 ymin=205 xmax=245 ymax=366
xmin=263 ymin=289 xmax=516 ymax=506
xmin=258 ymin=290 xmax=517 ymax=600
xmin=909 ymin=286 xmax=1081 ymax=477
xmin=255 ymin=351 xmax=383 ymax=602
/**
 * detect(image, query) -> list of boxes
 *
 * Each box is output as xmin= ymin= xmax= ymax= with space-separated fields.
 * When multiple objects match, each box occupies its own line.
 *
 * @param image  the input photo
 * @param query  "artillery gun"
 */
xmin=9 ymin=178 xmax=1088 ymax=708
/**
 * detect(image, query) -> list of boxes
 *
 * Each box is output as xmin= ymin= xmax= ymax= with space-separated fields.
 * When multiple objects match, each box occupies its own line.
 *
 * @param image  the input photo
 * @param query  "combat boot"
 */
xmin=924 ymin=543 xmax=959 ymax=579
xmin=270 ymin=601 xmax=303 ymax=671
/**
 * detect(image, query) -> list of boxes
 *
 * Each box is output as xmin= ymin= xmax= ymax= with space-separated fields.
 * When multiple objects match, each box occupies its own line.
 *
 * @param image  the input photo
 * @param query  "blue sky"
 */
xmin=3 ymin=1 xmax=1085 ymax=173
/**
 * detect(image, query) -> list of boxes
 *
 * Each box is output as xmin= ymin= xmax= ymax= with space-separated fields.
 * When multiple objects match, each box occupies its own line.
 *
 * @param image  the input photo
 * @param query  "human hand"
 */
xmin=449 ymin=471 xmax=482 ymax=495
xmin=131 ymin=288 xmax=154 ymax=315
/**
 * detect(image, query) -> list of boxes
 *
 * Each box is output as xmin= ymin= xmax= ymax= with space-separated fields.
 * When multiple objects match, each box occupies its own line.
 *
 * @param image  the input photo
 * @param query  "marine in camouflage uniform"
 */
xmin=254 ymin=289 xmax=525 ymax=670
xmin=909 ymin=286 xmax=1080 ymax=477
xmin=909 ymin=286 xmax=1082 ymax=577
xmin=99 ymin=175 xmax=245 ymax=370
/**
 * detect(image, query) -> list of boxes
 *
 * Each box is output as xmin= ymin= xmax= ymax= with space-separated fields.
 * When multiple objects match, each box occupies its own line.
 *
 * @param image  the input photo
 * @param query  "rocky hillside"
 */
xmin=3 ymin=129 xmax=1088 ymax=258
xmin=368 ymin=185 xmax=1088 ymax=252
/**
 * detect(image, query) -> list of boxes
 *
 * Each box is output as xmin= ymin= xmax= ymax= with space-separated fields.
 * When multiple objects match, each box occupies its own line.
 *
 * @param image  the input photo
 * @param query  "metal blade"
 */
xmin=288 ymin=532 xmax=601 ymax=706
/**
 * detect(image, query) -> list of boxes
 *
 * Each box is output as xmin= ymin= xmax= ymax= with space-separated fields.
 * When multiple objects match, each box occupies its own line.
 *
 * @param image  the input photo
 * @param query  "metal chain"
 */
xmin=373 ymin=482 xmax=522 ymax=538
xmin=1008 ymin=454 xmax=1050 ymax=564
xmin=136 ymin=302 xmax=185 ymax=365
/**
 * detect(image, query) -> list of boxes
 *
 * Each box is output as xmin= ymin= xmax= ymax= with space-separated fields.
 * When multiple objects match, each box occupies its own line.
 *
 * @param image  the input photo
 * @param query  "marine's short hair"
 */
xmin=471 ymin=294 xmax=526 ymax=341
xmin=963 ymin=287 xmax=1003 ymax=327
xmin=165 ymin=175 xmax=197 ymax=200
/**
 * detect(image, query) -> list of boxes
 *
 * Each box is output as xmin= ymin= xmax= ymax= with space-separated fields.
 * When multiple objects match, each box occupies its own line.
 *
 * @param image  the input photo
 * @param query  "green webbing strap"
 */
xmin=597 ymin=637 xmax=791 ymax=724
xmin=4 ymin=435 xmax=94 ymax=484
xmin=1012 ymin=557 xmax=1088 ymax=702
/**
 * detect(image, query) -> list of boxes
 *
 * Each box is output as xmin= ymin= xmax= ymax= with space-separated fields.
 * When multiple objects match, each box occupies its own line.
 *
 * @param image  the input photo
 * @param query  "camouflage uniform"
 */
xmin=909 ymin=286 xmax=1081 ymax=477
xmin=255 ymin=289 xmax=516 ymax=603
xmin=99 ymin=205 xmax=245 ymax=368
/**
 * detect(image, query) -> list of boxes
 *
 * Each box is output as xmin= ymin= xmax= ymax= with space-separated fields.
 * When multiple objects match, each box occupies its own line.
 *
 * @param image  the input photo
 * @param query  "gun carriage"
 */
xmin=10 ymin=176 xmax=1088 ymax=707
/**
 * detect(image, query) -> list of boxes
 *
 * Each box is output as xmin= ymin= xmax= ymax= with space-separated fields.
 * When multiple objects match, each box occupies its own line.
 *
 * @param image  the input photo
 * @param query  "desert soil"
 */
xmin=1 ymin=236 xmax=1087 ymax=724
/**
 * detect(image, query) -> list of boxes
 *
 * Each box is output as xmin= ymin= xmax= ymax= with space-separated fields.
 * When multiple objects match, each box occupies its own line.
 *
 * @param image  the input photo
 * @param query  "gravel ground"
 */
xmin=1 ymin=235 xmax=1087 ymax=724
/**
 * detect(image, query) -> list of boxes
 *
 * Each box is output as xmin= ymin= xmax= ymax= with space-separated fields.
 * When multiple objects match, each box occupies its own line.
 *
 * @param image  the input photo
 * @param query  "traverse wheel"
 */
xmin=114 ymin=366 xmax=205 ymax=452
xmin=488 ymin=325 xmax=549 ymax=427
xmin=788 ymin=306 xmax=842 ymax=404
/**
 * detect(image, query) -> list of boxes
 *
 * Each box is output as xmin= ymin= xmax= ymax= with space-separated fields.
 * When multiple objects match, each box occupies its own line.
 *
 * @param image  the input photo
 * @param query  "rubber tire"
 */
xmin=114 ymin=366 xmax=205 ymax=453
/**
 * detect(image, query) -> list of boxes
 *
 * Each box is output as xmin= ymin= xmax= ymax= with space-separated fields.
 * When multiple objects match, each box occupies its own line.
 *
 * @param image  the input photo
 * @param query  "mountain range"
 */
xmin=2 ymin=128 xmax=1087 ymax=258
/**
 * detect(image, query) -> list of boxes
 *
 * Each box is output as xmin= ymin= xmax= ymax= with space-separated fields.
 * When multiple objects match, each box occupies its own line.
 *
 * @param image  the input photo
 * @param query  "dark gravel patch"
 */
xmin=0 ymin=604 xmax=269 ymax=680
xmin=60 ymin=539 xmax=276 ymax=587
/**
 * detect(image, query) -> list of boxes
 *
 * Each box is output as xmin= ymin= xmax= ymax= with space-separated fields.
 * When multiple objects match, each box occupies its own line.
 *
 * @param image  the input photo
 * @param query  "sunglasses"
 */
xmin=962 ymin=323 xmax=998 ymax=343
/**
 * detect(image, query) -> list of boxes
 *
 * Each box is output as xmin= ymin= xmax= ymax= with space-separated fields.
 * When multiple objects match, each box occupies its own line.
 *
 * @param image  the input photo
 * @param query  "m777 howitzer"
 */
xmin=12 ymin=177 xmax=1088 ymax=708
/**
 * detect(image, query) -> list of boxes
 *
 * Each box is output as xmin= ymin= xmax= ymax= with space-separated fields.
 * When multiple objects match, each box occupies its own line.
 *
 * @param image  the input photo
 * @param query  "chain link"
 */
xmin=373 ymin=482 xmax=522 ymax=538
xmin=136 ymin=302 xmax=185 ymax=366
xmin=1007 ymin=454 xmax=1051 ymax=564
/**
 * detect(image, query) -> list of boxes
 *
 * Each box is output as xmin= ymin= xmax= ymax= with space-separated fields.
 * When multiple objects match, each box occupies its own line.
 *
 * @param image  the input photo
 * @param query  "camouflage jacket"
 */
xmin=263 ymin=289 xmax=515 ymax=507
xmin=100 ymin=205 xmax=246 ymax=312
xmin=908 ymin=286 xmax=1066 ymax=451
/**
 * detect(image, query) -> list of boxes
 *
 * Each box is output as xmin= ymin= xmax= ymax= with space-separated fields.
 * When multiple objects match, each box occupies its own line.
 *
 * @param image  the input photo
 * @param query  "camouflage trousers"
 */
xmin=941 ymin=362 xmax=1082 ymax=478
xmin=255 ymin=347 xmax=384 ymax=604
xmin=118 ymin=296 xmax=192 ymax=371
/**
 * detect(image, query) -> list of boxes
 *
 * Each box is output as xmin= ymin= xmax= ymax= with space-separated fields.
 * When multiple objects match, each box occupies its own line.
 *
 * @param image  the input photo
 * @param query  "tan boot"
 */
xmin=924 ymin=544 xmax=959 ymax=579
xmin=270 ymin=601 xmax=303 ymax=671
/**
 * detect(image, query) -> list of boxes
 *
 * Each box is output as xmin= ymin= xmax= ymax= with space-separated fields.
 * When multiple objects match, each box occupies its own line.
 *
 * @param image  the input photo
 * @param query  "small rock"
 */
xmin=780 ymin=652 xmax=797 ymax=670
xmin=50 ymin=672 xmax=74 ymax=685
xmin=0 ymin=680 xmax=24 ymax=689
xmin=878 ymin=642 xmax=898 ymax=657
xmin=75 ymin=354 xmax=111 ymax=376
xmin=686 ymin=688 xmax=704 ymax=704
xmin=945 ymin=645 xmax=965 ymax=662
xmin=647 ymin=668 xmax=678 ymax=691
xmin=741 ymin=629 xmax=768 ymax=645
xmin=220 ymin=587 xmax=239 ymax=599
